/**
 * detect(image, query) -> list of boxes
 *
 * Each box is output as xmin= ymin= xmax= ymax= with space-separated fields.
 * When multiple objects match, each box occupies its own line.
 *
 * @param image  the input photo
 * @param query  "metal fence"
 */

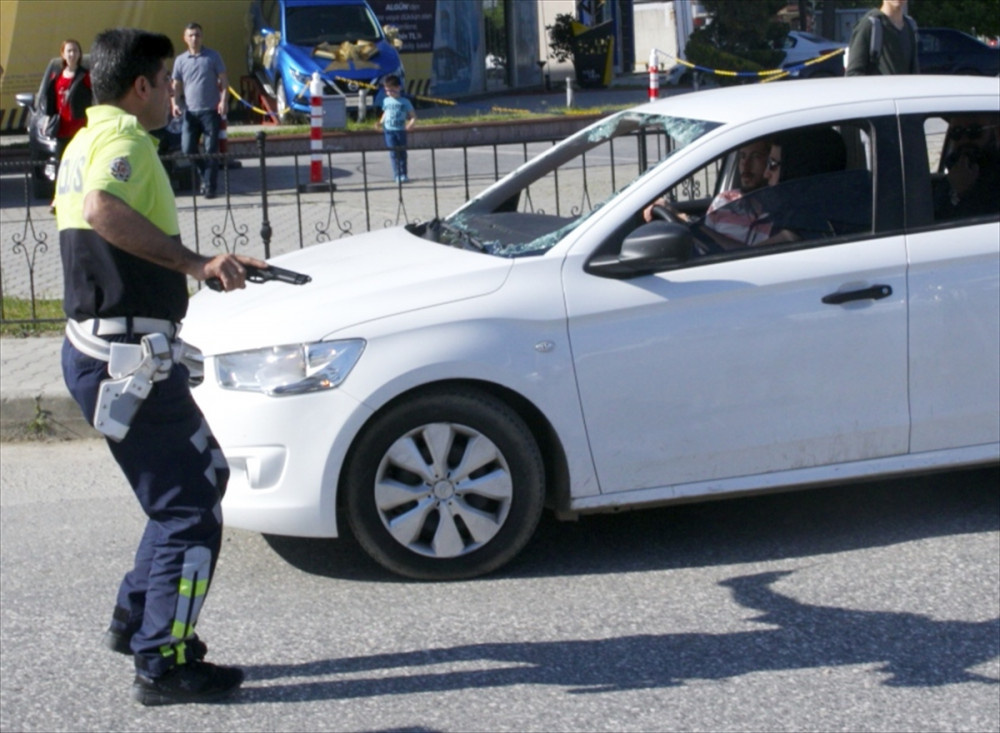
xmin=0 ymin=129 xmax=703 ymax=326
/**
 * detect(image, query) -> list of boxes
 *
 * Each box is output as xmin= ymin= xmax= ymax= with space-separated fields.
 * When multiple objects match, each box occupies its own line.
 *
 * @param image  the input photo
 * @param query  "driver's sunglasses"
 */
xmin=766 ymin=156 xmax=782 ymax=171
xmin=951 ymin=124 xmax=997 ymax=141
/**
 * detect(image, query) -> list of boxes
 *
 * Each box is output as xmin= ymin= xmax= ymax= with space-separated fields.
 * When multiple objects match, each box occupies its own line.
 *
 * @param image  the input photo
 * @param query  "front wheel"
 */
xmin=31 ymin=155 xmax=55 ymax=200
xmin=275 ymin=78 xmax=293 ymax=124
xmin=344 ymin=388 xmax=545 ymax=580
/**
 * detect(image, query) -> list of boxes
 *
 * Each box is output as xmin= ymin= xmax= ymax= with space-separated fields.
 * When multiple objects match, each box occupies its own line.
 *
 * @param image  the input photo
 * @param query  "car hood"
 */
xmin=283 ymin=39 xmax=400 ymax=79
xmin=184 ymin=228 xmax=513 ymax=356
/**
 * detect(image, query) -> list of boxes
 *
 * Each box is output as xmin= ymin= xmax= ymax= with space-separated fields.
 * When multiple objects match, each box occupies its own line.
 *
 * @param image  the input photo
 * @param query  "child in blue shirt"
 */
xmin=375 ymin=75 xmax=416 ymax=183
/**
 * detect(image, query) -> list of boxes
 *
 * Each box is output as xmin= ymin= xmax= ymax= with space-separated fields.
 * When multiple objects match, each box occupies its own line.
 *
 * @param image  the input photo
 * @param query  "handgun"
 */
xmin=206 ymin=264 xmax=312 ymax=291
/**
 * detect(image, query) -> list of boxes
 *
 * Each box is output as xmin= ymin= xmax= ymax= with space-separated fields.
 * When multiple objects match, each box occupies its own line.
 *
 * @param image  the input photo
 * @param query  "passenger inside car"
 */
xmin=934 ymin=112 xmax=1000 ymax=221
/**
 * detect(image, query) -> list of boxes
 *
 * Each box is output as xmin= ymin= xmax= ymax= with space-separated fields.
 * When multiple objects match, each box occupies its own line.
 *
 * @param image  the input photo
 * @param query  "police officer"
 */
xmin=55 ymin=28 xmax=265 ymax=706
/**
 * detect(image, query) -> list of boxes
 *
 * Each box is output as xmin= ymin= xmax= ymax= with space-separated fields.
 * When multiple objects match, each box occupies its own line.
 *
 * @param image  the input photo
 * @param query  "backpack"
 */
xmin=868 ymin=13 xmax=918 ymax=67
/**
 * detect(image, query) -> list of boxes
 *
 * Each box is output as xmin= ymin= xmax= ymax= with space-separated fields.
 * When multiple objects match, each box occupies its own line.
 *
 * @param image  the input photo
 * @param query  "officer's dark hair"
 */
xmin=185 ymin=22 xmax=203 ymax=32
xmin=90 ymin=28 xmax=174 ymax=104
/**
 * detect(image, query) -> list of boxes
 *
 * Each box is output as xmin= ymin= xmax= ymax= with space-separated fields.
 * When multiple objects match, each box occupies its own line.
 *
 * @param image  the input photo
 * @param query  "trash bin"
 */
xmin=321 ymin=96 xmax=347 ymax=129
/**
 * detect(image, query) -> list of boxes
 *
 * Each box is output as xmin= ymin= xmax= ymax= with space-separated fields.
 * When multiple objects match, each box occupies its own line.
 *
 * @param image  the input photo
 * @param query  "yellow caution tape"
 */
xmin=228 ymin=84 xmax=278 ymax=120
xmin=663 ymin=47 xmax=844 ymax=80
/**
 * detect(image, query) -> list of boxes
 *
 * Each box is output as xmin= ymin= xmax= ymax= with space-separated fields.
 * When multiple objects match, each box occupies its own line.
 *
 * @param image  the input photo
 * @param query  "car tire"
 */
xmin=344 ymin=387 xmax=546 ymax=580
xmin=275 ymin=78 xmax=297 ymax=124
xmin=31 ymin=160 xmax=54 ymax=201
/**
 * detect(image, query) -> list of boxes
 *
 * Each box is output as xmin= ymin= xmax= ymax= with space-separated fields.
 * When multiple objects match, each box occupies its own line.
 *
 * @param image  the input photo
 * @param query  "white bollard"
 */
xmin=309 ymin=72 xmax=323 ymax=184
xmin=298 ymin=72 xmax=330 ymax=192
xmin=648 ymin=50 xmax=660 ymax=102
xmin=358 ymin=89 xmax=368 ymax=122
xmin=565 ymin=76 xmax=574 ymax=108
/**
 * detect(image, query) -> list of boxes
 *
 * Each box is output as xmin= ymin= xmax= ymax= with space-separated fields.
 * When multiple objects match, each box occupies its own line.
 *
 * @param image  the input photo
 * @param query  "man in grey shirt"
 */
xmin=171 ymin=23 xmax=227 ymax=198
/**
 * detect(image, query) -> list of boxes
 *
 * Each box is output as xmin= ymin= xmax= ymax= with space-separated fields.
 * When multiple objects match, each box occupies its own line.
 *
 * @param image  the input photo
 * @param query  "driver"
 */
xmin=680 ymin=127 xmax=848 ymax=251
xmin=643 ymin=138 xmax=772 ymax=249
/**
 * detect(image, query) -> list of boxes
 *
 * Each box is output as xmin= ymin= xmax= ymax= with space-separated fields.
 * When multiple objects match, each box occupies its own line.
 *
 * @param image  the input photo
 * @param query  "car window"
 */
xmin=286 ymin=5 xmax=381 ymax=46
xmin=424 ymin=110 xmax=721 ymax=257
xmin=919 ymin=33 xmax=941 ymax=54
xmin=653 ymin=120 xmax=874 ymax=258
xmin=922 ymin=112 xmax=1000 ymax=224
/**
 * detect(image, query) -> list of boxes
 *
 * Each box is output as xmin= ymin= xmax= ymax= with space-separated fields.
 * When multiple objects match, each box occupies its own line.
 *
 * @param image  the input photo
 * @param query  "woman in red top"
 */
xmin=40 ymin=39 xmax=92 ymax=207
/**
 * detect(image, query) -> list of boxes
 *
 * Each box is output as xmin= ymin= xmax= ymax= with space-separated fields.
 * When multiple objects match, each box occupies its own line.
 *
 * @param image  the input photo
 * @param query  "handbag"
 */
xmin=32 ymin=110 xmax=60 ymax=141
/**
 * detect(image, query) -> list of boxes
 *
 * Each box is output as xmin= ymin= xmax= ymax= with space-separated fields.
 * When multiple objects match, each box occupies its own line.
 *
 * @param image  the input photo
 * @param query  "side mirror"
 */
xmin=587 ymin=221 xmax=694 ymax=278
xmin=15 ymin=93 xmax=35 ymax=110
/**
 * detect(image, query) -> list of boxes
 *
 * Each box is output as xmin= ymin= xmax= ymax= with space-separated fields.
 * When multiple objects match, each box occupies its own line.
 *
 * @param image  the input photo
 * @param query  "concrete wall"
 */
xmin=634 ymin=1 xmax=682 ymax=72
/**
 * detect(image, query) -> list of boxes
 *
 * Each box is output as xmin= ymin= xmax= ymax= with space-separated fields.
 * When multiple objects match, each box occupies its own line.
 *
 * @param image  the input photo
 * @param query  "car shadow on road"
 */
xmin=262 ymin=467 xmax=999 ymax=582
xmin=234 ymin=568 xmax=999 ymax=703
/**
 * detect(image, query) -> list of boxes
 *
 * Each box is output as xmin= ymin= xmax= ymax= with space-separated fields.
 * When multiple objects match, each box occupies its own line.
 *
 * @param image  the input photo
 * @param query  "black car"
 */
xmin=15 ymin=57 xmax=74 ymax=199
xmin=918 ymin=28 xmax=1000 ymax=76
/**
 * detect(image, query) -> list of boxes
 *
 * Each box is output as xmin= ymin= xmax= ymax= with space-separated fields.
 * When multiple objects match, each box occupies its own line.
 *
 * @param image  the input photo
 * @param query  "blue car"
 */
xmin=918 ymin=28 xmax=1000 ymax=77
xmin=246 ymin=0 xmax=405 ymax=120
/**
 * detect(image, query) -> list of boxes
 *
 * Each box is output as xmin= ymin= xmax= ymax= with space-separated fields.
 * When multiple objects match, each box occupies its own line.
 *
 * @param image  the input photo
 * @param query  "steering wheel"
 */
xmin=650 ymin=204 xmax=681 ymax=224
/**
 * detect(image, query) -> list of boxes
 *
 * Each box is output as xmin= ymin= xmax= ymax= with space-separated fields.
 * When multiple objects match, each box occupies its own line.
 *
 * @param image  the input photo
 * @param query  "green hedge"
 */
xmin=684 ymin=39 xmax=784 ymax=85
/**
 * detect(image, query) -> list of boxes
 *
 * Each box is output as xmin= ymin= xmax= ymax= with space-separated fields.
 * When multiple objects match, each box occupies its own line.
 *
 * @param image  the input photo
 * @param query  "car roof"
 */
xmin=640 ymin=75 xmax=1000 ymax=125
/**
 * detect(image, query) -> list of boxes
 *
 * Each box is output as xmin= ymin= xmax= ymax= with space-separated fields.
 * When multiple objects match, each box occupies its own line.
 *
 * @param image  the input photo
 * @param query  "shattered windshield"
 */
xmin=423 ymin=110 xmax=720 ymax=257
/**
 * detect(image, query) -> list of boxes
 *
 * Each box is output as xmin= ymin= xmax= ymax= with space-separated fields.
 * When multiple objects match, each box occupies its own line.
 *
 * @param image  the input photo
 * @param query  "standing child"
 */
xmin=375 ymin=75 xmax=416 ymax=183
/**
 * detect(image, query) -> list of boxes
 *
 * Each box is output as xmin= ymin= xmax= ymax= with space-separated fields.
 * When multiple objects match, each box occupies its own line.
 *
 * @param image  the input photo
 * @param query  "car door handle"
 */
xmin=822 ymin=284 xmax=893 ymax=305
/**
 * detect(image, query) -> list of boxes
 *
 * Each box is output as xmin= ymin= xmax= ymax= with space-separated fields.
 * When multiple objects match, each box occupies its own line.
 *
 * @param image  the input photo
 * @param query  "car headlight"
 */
xmin=215 ymin=340 xmax=365 ymax=396
xmin=290 ymin=68 xmax=312 ymax=86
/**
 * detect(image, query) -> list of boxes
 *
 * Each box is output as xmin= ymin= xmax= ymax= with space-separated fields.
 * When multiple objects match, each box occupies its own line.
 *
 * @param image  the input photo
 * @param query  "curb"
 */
xmin=1 ymin=392 xmax=101 ymax=442
xmin=0 ymin=336 xmax=102 ymax=442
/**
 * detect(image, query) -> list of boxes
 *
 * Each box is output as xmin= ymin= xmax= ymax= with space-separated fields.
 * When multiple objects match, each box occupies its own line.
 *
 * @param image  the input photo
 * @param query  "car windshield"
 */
xmin=419 ymin=110 xmax=720 ymax=257
xmin=286 ymin=5 xmax=382 ymax=46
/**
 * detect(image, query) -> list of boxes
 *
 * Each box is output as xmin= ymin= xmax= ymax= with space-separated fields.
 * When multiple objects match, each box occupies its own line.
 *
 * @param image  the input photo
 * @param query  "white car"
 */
xmin=780 ymin=30 xmax=845 ymax=78
xmin=184 ymin=76 xmax=1000 ymax=580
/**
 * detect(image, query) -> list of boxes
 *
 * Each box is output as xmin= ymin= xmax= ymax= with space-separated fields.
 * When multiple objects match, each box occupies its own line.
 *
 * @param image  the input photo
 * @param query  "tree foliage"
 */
xmin=825 ymin=0 xmax=998 ymax=38
xmin=685 ymin=0 xmax=788 ymax=83
xmin=908 ymin=0 xmax=1000 ymax=37
xmin=547 ymin=13 xmax=576 ymax=63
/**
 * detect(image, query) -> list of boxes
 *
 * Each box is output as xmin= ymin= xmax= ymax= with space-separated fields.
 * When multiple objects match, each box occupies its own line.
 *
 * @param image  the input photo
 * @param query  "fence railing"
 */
xmin=1 ymin=128 xmax=710 ymax=325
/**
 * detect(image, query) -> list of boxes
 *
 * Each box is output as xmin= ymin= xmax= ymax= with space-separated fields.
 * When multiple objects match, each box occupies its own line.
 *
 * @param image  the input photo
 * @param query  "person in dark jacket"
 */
xmin=40 ymin=39 xmax=93 ymax=153
xmin=846 ymin=0 xmax=919 ymax=76
xmin=39 ymin=38 xmax=93 ymax=209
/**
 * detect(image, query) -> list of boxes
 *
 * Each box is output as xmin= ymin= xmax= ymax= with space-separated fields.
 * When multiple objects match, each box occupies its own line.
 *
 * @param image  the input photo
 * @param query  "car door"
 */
xmin=897 ymin=104 xmax=1000 ymax=453
xmin=563 ymin=117 xmax=912 ymax=494
xmin=918 ymin=30 xmax=952 ymax=74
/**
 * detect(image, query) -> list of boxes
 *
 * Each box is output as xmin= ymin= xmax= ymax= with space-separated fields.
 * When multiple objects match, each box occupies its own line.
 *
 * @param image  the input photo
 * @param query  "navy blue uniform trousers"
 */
xmin=62 ymin=337 xmax=229 ymax=677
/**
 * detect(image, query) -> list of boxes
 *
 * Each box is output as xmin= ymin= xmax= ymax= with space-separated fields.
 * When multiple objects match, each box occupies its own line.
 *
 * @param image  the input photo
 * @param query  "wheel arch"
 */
xmin=336 ymin=378 xmax=572 ymax=517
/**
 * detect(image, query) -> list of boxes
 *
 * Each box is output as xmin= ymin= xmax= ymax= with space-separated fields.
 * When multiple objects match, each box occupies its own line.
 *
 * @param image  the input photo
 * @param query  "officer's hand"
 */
xmin=201 ymin=253 xmax=267 ymax=292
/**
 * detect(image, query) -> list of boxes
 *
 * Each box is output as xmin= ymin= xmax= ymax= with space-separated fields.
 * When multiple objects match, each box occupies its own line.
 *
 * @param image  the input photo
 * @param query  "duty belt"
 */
xmin=65 ymin=318 xmax=203 ymax=442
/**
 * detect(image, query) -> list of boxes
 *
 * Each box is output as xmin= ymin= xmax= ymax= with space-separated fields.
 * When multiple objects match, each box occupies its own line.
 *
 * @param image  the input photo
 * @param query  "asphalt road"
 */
xmin=1 ymin=440 xmax=997 ymax=732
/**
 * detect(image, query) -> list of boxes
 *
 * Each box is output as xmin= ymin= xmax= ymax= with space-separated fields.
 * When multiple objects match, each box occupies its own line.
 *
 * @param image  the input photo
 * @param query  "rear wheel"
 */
xmin=344 ymin=387 xmax=545 ymax=580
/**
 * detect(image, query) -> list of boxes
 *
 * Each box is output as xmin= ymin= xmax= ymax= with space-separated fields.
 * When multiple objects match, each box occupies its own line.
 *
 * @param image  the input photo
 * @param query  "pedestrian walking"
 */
xmin=55 ymin=27 xmax=264 ymax=706
xmin=171 ymin=22 xmax=227 ymax=198
xmin=375 ymin=74 xmax=416 ymax=183
xmin=845 ymin=0 xmax=919 ymax=76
